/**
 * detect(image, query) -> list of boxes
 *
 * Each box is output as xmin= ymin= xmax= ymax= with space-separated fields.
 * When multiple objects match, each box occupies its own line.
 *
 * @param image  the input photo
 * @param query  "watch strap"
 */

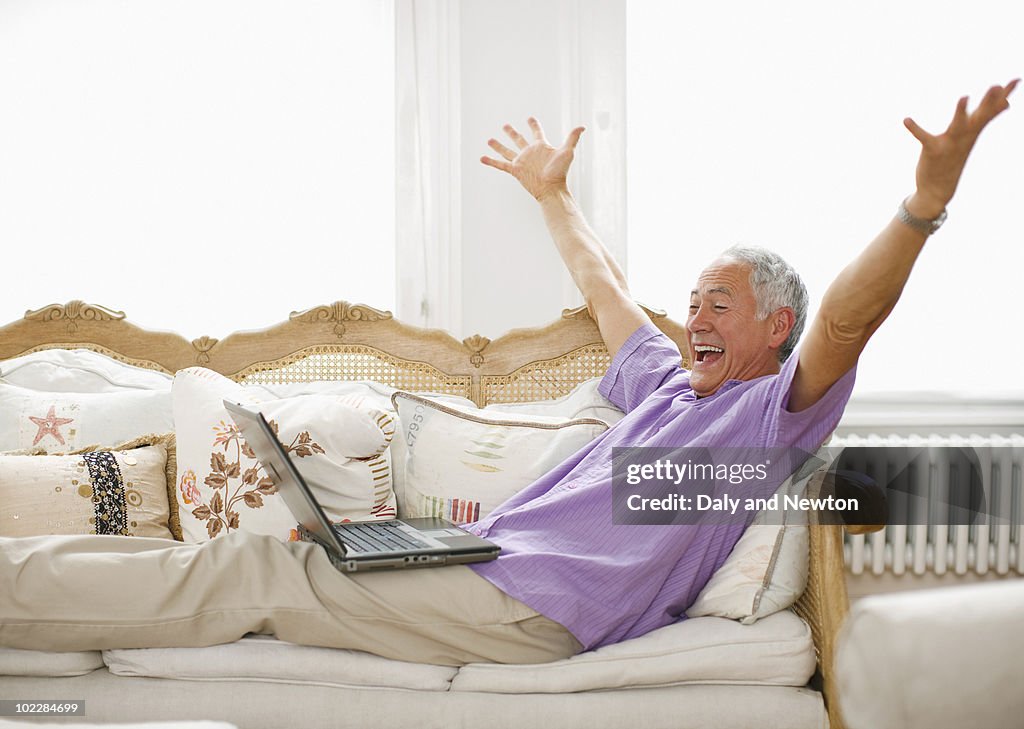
xmin=896 ymin=197 xmax=947 ymax=236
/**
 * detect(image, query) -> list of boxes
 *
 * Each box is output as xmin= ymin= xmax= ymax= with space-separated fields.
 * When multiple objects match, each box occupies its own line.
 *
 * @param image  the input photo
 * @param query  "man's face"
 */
xmin=686 ymin=259 xmax=785 ymax=397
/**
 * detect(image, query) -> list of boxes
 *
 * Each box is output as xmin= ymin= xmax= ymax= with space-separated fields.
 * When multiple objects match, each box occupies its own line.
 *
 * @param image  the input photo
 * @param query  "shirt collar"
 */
xmin=683 ymin=378 xmax=745 ymax=402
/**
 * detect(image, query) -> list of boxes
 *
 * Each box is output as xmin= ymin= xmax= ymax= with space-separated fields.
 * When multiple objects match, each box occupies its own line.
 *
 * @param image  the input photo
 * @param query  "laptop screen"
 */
xmin=223 ymin=400 xmax=347 ymax=555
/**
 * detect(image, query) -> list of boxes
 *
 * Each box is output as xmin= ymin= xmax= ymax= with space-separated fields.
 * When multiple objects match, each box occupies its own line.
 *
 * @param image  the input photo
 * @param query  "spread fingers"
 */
xmin=527 ymin=117 xmax=547 ymax=142
xmin=488 ymin=138 xmax=517 ymax=161
xmin=480 ymin=155 xmax=513 ymax=173
xmin=503 ymin=123 xmax=529 ymax=149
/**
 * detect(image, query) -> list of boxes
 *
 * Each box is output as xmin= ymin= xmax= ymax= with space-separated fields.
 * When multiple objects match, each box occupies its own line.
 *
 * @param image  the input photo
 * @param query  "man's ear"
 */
xmin=768 ymin=307 xmax=796 ymax=349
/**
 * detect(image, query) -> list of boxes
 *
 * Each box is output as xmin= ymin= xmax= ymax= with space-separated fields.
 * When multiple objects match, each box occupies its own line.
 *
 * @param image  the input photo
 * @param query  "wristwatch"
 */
xmin=896 ymin=197 xmax=947 ymax=236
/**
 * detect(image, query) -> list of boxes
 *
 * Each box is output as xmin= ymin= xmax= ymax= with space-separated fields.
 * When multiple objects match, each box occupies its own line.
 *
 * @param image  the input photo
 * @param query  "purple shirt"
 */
xmin=469 ymin=323 xmax=856 ymax=650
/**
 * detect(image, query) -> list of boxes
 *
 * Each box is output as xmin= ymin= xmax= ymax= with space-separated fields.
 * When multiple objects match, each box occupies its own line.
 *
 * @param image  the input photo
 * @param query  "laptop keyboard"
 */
xmin=335 ymin=521 xmax=433 ymax=554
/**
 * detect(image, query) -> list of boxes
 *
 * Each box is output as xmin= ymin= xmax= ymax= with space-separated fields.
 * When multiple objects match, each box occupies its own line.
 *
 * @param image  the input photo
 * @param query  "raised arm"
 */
xmin=789 ymin=79 xmax=1019 ymax=412
xmin=481 ymin=118 xmax=648 ymax=358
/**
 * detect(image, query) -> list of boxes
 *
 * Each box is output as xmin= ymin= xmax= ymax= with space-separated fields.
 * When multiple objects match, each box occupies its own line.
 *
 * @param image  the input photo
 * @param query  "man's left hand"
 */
xmin=904 ymin=79 xmax=1019 ymax=217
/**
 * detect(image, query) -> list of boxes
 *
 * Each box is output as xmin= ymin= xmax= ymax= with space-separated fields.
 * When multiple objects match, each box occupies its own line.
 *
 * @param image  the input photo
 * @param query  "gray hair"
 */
xmin=720 ymin=245 xmax=808 ymax=362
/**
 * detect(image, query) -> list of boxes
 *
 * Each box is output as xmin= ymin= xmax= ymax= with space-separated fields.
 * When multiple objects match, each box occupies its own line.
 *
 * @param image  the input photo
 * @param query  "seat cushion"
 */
xmin=0 ymin=722 xmax=235 ymax=729
xmin=103 ymin=612 xmax=814 ymax=695
xmin=102 ymin=634 xmax=457 ymax=691
xmin=0 ymin=646 xmax=103 ymax=676
xmin=452 ymin=609 xmax=816 ymax=693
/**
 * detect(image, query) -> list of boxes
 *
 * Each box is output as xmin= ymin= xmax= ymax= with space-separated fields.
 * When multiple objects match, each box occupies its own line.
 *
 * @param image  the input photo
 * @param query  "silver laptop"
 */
xmin=224 ymin=400 xmax=500 ymax=572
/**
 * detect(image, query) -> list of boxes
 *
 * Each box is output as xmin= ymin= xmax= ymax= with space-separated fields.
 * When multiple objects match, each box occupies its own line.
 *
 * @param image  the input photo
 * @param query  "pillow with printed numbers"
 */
xmin=0 ymin=381 xmax=173 ymax=453
xmin=391 ymin=391 xmax=609 ymax=524
xmin=173 ymin=367 xmax=398 ymax=542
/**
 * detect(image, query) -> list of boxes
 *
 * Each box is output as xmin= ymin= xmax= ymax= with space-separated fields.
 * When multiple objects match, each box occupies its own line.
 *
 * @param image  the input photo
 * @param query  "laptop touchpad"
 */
xmin=419 ymin=528 xmax=467 ymax=538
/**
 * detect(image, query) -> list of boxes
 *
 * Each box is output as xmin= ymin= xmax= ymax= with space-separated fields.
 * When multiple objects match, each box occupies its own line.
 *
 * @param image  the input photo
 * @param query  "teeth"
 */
xmin=694 ymin=345 xmax=724 ymax=353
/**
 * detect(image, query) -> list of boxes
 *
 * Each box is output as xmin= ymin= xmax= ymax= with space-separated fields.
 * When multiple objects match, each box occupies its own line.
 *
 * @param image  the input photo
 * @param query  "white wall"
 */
xmin=0 ymin=0 xmax=394 ymax=339
xmin=626 ymin=0 xmax=1024 ymax=396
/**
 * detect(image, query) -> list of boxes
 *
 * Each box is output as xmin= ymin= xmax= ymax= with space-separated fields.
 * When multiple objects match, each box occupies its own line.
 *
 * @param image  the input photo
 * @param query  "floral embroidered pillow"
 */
xmin=0 ymin=382 xmax=173 ymax=453
xmin=172 ymin=368 xmax=397 ymax=542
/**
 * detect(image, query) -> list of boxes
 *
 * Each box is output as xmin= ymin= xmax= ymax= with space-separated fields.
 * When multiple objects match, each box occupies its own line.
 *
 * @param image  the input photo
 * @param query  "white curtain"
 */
xmin=394 ymin=0 xmax=626 ymax=335
xmin=394 ymin=0 xmax=462 ymax=330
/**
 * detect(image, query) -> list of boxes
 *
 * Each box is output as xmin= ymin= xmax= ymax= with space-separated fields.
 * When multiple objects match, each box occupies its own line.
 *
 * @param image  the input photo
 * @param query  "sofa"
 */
xmin=0 ymin=299 xmax=865 ymax=729
xmin=836 ymin=578 xmax=1024 ymax=729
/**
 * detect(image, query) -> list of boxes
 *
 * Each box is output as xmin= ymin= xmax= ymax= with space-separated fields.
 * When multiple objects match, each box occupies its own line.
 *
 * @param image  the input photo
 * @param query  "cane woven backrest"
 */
xmin=0 ymin=301 xmax=689 ymax=407
xmin=233 ymin=345 xmax=474 ymax=397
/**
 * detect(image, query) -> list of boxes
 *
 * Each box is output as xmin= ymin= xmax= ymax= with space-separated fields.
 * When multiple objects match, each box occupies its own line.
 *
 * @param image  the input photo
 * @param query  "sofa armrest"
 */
xmin=793 ymin=519 xmax=850 ymax=729
xmin=836 ymin=579 xmax=1024 ymax=729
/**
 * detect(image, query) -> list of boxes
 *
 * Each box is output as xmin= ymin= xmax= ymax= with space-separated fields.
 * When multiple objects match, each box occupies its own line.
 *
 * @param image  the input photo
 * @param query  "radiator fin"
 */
xmin=835 ymin=434 xmax=1024 ymax=577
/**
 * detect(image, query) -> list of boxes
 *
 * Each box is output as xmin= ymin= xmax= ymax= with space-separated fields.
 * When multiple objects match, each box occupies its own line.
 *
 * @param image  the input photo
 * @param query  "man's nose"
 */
xmin=687 ymin=306 xmax=712 ymax=332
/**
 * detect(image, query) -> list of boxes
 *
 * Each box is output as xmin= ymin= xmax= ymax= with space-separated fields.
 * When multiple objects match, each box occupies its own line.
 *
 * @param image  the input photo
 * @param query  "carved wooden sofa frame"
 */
xmin=0 ymin=299 xmax=854 ymax=729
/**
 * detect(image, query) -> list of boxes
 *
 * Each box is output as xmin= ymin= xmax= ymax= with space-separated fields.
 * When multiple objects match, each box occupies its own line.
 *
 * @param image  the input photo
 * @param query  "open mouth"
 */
xmin=693 ymin=344 xmax=724 ymax=366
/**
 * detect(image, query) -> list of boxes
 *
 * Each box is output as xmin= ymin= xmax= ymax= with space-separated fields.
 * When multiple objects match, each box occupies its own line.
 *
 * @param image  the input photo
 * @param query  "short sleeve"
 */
xmin=764 ymin=351 xmax=857 ymax=452
xmin=598 ymin=322 xmax=685 ymax=413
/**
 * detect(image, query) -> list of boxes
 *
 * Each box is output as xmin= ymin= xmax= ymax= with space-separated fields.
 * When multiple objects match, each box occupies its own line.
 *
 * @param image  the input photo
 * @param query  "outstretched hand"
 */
xmin=480 ymin=118 xmax=585 ymax=201
xmin=904 ymin=79 xmax=1019 ymax=216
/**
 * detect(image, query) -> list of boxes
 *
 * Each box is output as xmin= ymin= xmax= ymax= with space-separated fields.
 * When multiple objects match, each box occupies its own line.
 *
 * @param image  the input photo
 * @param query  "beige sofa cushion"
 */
xmin=100 ymin=611 xmax=813 ymax=695
xmin=103 ymin=634 xmax=457 ymax=691
xmin=0 ymin=722 xmax=235 ymax=729
xmin=0 ymin=647 xmax=103 ymax=677
xmin=451 ymin=609 xmax=815 ymax=693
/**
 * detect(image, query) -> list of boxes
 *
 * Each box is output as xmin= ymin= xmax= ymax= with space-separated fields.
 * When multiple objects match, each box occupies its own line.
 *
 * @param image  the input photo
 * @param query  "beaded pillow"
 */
xmin=0 ymin=434 xmax=177 ymax=539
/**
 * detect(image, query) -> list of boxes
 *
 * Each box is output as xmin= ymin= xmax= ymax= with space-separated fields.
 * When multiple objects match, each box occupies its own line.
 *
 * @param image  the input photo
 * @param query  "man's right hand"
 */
xmin=479 ymin=117 xmax=649 ymax=360
xmin=480 ymin=118 xmax=586 ymax=202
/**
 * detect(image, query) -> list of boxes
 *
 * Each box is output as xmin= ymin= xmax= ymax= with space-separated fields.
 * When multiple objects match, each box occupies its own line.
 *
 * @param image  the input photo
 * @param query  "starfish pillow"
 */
xmin=0 ymin=382 xmax=173 ymax=453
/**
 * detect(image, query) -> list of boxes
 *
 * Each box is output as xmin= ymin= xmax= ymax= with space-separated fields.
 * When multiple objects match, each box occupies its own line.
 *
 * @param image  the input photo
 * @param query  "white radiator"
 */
xmin=829 ymin=434 xmax=1024 ymax=576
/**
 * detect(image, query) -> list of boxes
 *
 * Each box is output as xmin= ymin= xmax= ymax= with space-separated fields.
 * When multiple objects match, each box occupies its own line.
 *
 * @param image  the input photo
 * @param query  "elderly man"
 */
xmin=0 ymin=81 xmax=1017 ymax=665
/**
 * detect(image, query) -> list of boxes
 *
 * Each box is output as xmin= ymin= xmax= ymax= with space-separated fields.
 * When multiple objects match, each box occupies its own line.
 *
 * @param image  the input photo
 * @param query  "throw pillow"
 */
xmin=483 ymin=378 xmax=626 ymax=425
xmin=173 ymin=368 xmax=398 ymax=542
xmin=0 ymin=382 xmax=173 ymax=453
xmin=0 ymin=348 xmax=172 ymax=392
xmin=391 ymin=391 xmax=609 ymax=523
xmin=686 ymin=462 xmax=823 ymax=624
xmin=0 ymin=434 xmax=177 ymax=539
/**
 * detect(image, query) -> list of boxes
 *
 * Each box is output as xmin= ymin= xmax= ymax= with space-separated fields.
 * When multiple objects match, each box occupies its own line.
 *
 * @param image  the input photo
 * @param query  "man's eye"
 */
xmin=688 ymin=305 xmax=698 ymax=312
xmin=714 ymin=305 xmax=727 ymax=311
